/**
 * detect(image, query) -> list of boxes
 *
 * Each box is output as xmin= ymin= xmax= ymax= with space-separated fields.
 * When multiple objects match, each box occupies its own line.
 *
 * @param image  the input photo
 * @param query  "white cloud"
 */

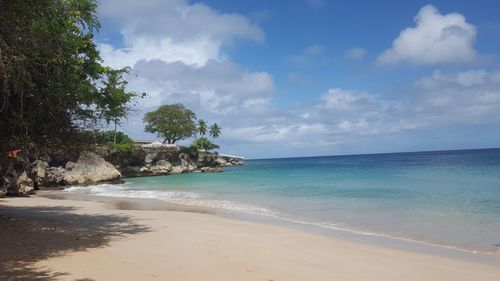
xmin=128 ymin=59 xmax=275 ymax=115
xmin=377 ymin=5 xmax=477 ymax=65
xmin=345 ymin=47 xmax=367 ymax=61
xmin=321 ymin=88 xmax=378 ymax=112
xmin=99 ymin=0 xmax=264 ymax=68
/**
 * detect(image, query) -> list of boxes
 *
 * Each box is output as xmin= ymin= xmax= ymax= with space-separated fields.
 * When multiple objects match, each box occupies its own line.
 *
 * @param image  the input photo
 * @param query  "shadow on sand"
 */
xmin=0 ymin=204 xmax=151 ymax=280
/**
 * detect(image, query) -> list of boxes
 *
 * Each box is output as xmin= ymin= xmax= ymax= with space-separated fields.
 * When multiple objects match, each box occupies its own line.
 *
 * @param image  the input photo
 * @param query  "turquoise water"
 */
xmin=67 ymin=148 xmax=500 ymax=253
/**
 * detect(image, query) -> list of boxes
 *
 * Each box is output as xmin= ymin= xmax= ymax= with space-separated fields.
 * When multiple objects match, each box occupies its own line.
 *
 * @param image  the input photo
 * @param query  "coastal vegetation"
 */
xmin=0 ymin=0 xmax=233 ymax=197
xmin=0 ymin=0 xmax=136 ymax=153
xmin=143 ymin=103 xmax=222 ymax=150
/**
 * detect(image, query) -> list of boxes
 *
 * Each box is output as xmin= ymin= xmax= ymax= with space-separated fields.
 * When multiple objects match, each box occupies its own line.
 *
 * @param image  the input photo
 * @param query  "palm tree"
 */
xmin=209 ymin=123 xmax=221 ymax=140
xmin=197 ymin=119 xmax=208 ymax=136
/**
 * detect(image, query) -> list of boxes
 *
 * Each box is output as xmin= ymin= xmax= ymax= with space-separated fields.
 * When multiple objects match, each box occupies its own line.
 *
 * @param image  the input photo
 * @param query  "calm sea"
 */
xmin=66 ymin=148 xmax=500 ymax=254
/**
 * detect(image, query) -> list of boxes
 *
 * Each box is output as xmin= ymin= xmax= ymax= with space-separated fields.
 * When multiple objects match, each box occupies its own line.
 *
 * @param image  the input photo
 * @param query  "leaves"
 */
xmin=143 ymin=104 xmax=197 ymax=144
xmin=0 ymin=0 xmax=136 ymax=153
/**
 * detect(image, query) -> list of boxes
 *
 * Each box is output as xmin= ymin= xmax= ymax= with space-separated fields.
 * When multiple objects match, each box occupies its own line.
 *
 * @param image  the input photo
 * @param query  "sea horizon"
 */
xmin=249 ymin=147 xmax=500 ymax=161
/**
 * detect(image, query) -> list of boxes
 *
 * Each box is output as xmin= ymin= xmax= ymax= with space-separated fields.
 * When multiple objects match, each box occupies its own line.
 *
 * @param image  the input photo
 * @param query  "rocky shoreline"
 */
xmin=0 ymin=147 xmax=244 ymax=197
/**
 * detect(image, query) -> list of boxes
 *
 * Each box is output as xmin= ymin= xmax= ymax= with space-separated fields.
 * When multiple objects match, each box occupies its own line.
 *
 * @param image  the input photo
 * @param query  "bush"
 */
xmin=94 ymin=130 xmax=134 ymax=156
xmin=192 ymin=137 xmax=220 ymax=151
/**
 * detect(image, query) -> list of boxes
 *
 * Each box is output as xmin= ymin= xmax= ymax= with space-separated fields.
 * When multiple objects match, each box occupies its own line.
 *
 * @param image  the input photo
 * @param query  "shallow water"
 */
xmin=66 ymin=148 xmax=500 ymax=254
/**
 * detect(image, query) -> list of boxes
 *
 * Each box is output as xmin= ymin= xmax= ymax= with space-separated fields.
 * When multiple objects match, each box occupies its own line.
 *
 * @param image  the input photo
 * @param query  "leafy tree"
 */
xmin=197 ymin=119 xmax=208 ymax=136
xmin=0 ymin=0 xmax=135 ymax=153
xmin=94 ymin=130 xmax=134 ymax=155
xmin=94 ymin=131 xmax=133 ymax=145
xmin=98 ymin=67 xmax=137 ymax=143
xmin=192 ymin=137 xmax=220 ymax=151
xmin=209 ymin=123 xmax=221 ymax=139
xmin=143 ymin=104 xmax=197 ymax=144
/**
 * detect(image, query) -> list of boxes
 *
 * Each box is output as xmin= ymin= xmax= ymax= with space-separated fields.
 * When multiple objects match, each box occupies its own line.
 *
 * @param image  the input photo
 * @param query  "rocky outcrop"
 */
xmin=200 ymin=167 xmax=223 ymax=173
xmin=16 ymin=171 xmax=34 ymax=194
xmin=0 ymin=156 xmax=33 ymax=196
xmin=29 ymin=160 xmax=48 ymax=184
xmin=44 ymin=166 xmax=65 ymax=187
xmin=0 ymin=146 xmax=244 ymax=197
xmin=63 ymin=151 xmax=121 ymax=185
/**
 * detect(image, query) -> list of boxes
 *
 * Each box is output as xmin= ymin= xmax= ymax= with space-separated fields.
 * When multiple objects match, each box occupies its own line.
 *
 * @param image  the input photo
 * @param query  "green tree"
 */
xmin=143 ymin=104 xmax=197 ymax=144
xmin=192 ymin=137 xmax=220 ymax=151
xmin=94 ymin=130 xmax=134 ymax=155
xmin=209 ymin=123 xmax=221 ymax=140
xmin=98 ymin=67 xmax=137 ymax=143
xmin=197 ymin=119 xmax=208 ymax=136
xmin=0 ymin=0 xmax=135 ymax=153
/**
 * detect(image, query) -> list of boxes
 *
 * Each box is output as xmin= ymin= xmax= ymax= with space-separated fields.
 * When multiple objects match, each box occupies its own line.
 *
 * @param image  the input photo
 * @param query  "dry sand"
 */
xmin=1 ymin=195 xmax=499 ymax=281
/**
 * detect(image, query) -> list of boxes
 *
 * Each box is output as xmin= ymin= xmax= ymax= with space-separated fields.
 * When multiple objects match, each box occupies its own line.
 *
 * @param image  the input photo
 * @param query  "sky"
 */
xmin=95 ymin=0 xmax=500 ymax=159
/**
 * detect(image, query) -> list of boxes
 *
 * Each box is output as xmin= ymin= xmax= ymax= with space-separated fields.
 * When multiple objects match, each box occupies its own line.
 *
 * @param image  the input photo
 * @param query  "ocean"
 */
xmin=66 ymin=148 xmax=500 ymax=255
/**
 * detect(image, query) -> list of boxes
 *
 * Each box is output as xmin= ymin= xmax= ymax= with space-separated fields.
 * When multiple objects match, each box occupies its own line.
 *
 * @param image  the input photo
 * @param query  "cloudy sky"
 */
xmin=95 ymin=0 xmax=500 ymax=159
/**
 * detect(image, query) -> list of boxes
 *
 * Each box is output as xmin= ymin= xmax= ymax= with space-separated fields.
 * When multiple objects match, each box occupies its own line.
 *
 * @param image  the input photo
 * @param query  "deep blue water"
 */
xmin=67 ymin=148 xmax=500 ymax=253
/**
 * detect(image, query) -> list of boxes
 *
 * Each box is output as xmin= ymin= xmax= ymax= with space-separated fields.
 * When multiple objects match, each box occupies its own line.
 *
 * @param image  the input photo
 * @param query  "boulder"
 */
xmin=144 ymin=152 xmax=157 ymax=167
xmin=16 ymin=171 xmax=34 ymax=194
xmin=170 ymin=165 xmax=187 ymax=174
xmin=43 ymin=166 xmax=65 ymax=187
xmin=149 ymin=160 xmax=172 ymax=174
xmin=63 ymin=151 xmax=121 ymax=185
xmin=30 ymin=160 xmax=48 ymax=183
xmin=201 ymin=167 xmax=223 ymax=173
xmin=215 ymin=157 xmax=227 ymax=166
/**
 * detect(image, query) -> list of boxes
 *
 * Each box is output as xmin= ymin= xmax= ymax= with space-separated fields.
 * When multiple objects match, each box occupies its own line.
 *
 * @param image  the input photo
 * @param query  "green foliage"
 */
xmin=98 ymin=67 xmax=137 ymax=125
xmin=209 ymin=123 xmax=221 ymax=139
xmin=94 ymin=130 xmax=134 ymax=155
xmin=143 ymin=104 xmax=197 ymax=144
xmin=179 ymin=145 xmax=199 ymax=159
xmin=0 ymin=0 xmax=136 ymax=153
xmin=192 ymin=137 xmax=220 ymax=151
xmin=197 ymin=119 xmax=208 ymax=136
xmin=94 ymin=131 xmax=133 ymax=145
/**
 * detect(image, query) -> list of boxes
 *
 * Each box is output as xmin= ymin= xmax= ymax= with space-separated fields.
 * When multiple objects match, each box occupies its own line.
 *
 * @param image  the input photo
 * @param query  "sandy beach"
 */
xmin=1 ymin=195 xmax=499 ymax=281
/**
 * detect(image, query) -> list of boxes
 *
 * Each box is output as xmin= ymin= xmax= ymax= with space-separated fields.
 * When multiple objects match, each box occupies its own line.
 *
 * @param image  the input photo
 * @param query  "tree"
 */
xmin=143 ymin=104 xmax=197 ymax=144
xmin=197 ymin=119 xmax=208 ymax=136
xmin=0 ymin=0 xmax=135 ymax=153
xmin=98 ymin=67 xmax=137 ymax=143
xmin=192 ymin=137 xmax=220 ymax=151
xmin=209 ymin=123 xmax=221 ymax=139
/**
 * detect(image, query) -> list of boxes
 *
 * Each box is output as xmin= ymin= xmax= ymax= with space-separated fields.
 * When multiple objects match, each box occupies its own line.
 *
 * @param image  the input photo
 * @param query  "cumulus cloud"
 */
xmin=99 ymin=0 xmax=264 ymax=68
xmin=345 ymin=47 xmax=367 ymax=61
xmin=128 ymin=59 xmax=275 ymax=114
xmin=377 ymin=5 xmax=477 ymax=65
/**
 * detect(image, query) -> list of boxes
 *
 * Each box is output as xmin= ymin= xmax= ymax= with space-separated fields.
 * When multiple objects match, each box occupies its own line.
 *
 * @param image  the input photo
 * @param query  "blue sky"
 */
xmin=96 ymin=0 xmax=500 ymax=158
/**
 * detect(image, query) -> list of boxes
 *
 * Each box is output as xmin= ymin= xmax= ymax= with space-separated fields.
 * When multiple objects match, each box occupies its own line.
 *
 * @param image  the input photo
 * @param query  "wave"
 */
xmin=65 ymin=184 xmax=274 ymax=216
xmin=64 ymin=183 xmax=498 ymax=256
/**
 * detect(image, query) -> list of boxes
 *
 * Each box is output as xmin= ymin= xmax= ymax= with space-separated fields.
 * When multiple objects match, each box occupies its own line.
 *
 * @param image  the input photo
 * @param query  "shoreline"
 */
xmin=59 ymin=183 xmax=500 ymax=261
xmin=1 ymin=194 xmax=499 ymax=280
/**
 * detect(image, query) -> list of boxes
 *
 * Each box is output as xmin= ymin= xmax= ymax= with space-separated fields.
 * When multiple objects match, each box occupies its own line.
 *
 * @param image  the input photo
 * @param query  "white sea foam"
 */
xmin=65 ymin=184 xmax=273 ymax=216
xmin=64 ymin=183 xmax=493 ymax=256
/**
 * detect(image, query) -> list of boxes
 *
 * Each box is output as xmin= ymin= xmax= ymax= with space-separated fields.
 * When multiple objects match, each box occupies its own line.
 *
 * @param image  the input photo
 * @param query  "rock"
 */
xmin=16 ymin=171 xmax=34 ymax=194
xmin=43 ymin=167 xmax=65 ymax=187
xmin=30 ymin=160 xmax=48 ymax=183
xmin=144 ymin=153 xmax=157 ymax=167
xmin=63 ymin=151 xmax=121 ymax=185
xmin=201 ymin=167 xmax=223 ymax=173
xmin=215 ymin=157 xmax=227 ymax=166
xmin=149 ymin=160 xmax=172 ymax=174
xmin=170 ymin=165 xmax=187 ymax=174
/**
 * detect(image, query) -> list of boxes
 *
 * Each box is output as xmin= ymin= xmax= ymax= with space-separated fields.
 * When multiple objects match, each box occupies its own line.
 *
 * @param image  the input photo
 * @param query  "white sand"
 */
xmin=1 ymin=196 xmax=499 ymax=281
